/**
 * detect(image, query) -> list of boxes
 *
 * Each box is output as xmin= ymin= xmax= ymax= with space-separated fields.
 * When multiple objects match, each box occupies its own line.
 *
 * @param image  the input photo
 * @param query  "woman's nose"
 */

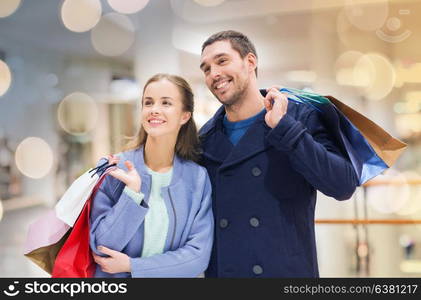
xmin=150 ymin=103 xmax=161 ymax=114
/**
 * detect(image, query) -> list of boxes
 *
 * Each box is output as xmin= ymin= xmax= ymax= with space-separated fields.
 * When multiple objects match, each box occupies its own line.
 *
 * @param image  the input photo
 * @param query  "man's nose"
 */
xmin=210 ymin=67 xmax=221 ymax=80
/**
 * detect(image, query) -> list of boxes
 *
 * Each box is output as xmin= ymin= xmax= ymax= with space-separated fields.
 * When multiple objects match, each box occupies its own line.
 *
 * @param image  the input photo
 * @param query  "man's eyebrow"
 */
xmin=200 ymin=53 xmax=228 ymax=70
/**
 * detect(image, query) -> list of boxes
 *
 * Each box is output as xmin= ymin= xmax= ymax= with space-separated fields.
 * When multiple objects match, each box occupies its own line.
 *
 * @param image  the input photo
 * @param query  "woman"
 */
xmin=90 ymin=73 xmax=214 ymax=278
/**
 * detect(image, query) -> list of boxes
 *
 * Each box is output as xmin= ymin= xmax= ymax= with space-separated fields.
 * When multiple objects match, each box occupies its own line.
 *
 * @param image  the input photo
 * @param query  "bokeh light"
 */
xmin=395 ymin=61 xmax=421 ymax=87
xmin=352 ymin=54 xmax=376 ymax=88
xmin=344 ymin=0 xmax=388 ymax=31
xmin=61 ymin=0 xmax=102 ymax=33
xmin=0 ymin=199 xmax=3 ymax=222
xmin=396 ymin=171 xmax=421 ymax=216
xmin=57 ymin=92 xmax=98 ymax=136
xmin=107 ymin=0 xmax=149 ymax=14
xmin=355 ymin=53 xmax=396 ymax=101
xmin=194 ymin=0 xmax=225 ymax=7
xmin=367 ymin=169 xmax=409 ymax=214
xmin=0 ymin=0 xmax=21 ymax=18
xmin=15 ymin=137 xmax=54 ymax=179
xmin=395 ymin=114 xmax=421 ymax=138
xmin=335 ymin=50 xmax=367 ymax=87
xmin=90 ymin=13 xmax=135 ymax=56
xmin=0 ymin=59 xmax=12 ymax=97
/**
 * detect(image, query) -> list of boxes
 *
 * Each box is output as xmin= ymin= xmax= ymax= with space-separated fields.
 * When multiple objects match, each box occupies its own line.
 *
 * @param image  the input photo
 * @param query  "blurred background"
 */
xmin=1 ymin=0 xmax=421 ymax=277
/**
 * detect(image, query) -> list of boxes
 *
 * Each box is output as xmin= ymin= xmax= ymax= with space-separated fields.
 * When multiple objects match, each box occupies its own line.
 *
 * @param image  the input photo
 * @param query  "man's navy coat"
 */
xmin=199 ymin=96 xmax=359 ymax=278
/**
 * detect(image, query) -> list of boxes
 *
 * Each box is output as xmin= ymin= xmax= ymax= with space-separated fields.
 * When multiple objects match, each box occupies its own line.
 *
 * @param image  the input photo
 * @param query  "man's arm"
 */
xmin=264 ymin=88 xmax=358 ymax=200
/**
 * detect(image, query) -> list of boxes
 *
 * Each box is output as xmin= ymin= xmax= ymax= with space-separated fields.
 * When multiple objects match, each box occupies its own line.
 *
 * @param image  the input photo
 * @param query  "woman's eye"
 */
xmin=144 ymin=101 xmax=152 ymax=106
xmin=163 ymin=101 xmax=171 ymax=106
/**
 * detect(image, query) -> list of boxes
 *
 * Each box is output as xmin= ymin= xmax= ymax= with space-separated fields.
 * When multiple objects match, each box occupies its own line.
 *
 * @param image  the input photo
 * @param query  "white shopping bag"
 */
xmin=55 ymin=158 xmax=112 ymax=227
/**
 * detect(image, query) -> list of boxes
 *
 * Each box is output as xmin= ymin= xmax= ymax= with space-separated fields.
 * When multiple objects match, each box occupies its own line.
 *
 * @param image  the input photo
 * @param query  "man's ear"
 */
xmin=246 ymin=53 xmax=257 ymax=74
xmin=180 ymin=111 xmax=192 ymax=125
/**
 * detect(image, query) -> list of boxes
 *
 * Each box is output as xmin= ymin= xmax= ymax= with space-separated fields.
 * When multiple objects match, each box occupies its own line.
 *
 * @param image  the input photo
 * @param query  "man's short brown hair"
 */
xmin=201 ymin=30 xmax=258 ymax=76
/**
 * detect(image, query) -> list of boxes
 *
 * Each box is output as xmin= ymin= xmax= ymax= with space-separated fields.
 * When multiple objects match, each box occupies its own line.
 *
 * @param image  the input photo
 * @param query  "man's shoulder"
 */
xmin=198 ymin=105 xmax=225 ymax=138
xmin=286 ymin=100 xmax=320 ymax=123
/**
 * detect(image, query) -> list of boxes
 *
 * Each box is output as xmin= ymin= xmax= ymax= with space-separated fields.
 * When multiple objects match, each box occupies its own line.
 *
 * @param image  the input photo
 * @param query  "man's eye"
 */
xmin=218 ymin=59 xmax=227 ymax=64
xmin=203 ymin=68 xmax=210 ymax=74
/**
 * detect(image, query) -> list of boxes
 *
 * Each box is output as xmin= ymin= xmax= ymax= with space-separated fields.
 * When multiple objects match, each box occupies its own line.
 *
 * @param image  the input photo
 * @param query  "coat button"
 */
xmin=249 ymin=217 xmax=260 ymax=227
xmin=251 ymin=167 xmax=262 ymax=177
xmin=219 ymin=218 xmax=229 ymax=228
xmin=252 ymin=265 xmax=263 ymax=275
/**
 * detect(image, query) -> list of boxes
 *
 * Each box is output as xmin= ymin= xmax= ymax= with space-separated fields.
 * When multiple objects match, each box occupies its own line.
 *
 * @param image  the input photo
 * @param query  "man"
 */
xmin=198 ymin=30 xmax=359 ymax=277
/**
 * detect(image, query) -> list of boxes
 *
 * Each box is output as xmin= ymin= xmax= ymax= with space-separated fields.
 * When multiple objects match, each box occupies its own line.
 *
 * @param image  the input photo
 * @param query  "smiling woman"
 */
xmin=89 ymin=73 xmax=214 ymax=278
xmin=124 ymin=73 xmax=200 ymax=162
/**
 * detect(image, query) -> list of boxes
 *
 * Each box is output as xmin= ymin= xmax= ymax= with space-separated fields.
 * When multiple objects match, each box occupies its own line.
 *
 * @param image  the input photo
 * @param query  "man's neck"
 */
xmin=225 ymin=88 xmax=265 ymax=122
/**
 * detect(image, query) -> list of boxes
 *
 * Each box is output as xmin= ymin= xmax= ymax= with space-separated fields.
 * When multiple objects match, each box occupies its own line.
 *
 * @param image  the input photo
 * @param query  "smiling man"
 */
xmin=198 ymin=30 xmax=359 ymax=278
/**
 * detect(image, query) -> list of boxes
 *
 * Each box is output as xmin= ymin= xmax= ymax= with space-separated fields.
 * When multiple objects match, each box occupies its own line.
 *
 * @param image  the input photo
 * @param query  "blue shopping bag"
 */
xmin=271 ymin=87 xmax=407 ymax=185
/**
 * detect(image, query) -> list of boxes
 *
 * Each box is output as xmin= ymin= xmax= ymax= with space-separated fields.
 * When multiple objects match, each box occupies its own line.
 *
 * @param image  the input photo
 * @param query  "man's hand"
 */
xmin=93 ymin=246 xmax=131 ymax=274
xmin=263 ymin=87 xmax=288 ymax=128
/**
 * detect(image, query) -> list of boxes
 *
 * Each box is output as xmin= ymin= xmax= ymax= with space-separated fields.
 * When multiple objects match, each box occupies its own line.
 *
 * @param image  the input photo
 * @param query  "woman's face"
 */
xmin=141 ymin=79 xmax=191 ymax=138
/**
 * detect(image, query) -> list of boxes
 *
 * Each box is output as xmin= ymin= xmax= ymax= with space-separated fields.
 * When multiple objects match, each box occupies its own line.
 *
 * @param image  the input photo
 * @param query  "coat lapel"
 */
xmin=201 ymin=104 xmax=271 ymax=170
xmin=200 ymin=106 xmax=233 ymax=164
xmin=219 ymin=116 xmax=271 ymax=170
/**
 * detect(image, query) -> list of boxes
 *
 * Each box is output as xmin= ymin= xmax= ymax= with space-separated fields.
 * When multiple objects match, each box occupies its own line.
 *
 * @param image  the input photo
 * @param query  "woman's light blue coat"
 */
xmin=89 ymin=147 xmax=214 ymax=278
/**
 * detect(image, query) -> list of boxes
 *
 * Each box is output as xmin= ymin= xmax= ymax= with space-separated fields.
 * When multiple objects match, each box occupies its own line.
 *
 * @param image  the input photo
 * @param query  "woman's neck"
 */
xmin=143 ymin=136 xmax=176 ymax=173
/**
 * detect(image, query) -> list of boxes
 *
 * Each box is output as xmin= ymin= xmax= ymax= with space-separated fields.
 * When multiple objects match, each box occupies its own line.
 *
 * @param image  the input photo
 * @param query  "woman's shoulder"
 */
xmin=181 ymin=159 xmax=207 ymax=174
xmin=179 ymin=159 xmax=209 ymax=188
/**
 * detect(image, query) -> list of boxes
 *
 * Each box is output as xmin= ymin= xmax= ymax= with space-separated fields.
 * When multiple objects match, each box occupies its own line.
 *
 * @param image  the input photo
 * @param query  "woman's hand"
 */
xmin=107 ymin=155 xmax=142 ymax=193
xmin=93 ymin=246 xmax=131 ymax=274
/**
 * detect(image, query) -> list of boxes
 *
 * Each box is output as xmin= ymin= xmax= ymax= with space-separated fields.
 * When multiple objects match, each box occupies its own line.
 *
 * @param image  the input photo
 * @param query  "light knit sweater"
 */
xmin=123 ymin=166 xmax=173 ymax=258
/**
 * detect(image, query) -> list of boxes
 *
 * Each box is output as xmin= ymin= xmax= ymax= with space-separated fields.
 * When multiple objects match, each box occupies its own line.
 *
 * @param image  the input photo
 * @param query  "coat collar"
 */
xmin=199 ymin=89 xmax=269 ymax=137
xmin=200 ymin=93 xmax=272 ymax=171
xmin=130 ymin=146 xmax=184 ymax=188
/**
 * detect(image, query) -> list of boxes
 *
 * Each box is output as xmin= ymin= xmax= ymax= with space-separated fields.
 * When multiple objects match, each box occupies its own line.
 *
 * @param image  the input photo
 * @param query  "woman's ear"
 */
xmin=180 ymin=111 xmax=192 ymax=125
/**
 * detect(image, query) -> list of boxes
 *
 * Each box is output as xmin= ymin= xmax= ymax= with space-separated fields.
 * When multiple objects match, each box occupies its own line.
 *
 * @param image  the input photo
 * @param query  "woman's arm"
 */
xmin=129 ymin=172 xmax=214 ymax=277
xmin=89 ymin=159 xmax=149 ymax=256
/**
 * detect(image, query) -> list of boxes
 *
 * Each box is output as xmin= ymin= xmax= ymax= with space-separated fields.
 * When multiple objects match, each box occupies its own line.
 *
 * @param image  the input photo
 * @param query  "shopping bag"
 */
xmin=276 ymin=87 xmax=407 ymax=184
xmin=23 ymin=159 xmax=114 ymax=275
xmin=23 ymin=210 xmax=71 ymax=274
xmin=55 ymin=158 xmax=110 ymax=227
xmin=51 ymin=173 xmax=108 ymax=278
xmin=325 ymin=95 xmax=407 ymax=168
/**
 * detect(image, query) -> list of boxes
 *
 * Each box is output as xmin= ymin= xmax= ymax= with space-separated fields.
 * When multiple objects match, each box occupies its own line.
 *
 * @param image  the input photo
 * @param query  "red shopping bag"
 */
xmin=51 ymin=174 xmax=107 ymax=278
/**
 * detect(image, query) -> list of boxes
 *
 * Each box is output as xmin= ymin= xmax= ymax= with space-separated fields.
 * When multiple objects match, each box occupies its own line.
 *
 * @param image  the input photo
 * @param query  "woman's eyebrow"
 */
xmin=143 ymin=96 xmax=173 ymax=100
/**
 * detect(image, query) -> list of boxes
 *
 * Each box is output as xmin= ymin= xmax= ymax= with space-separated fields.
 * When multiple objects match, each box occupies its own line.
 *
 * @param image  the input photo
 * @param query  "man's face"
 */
xmin=200 ymin=40 xmax=251 ymax=106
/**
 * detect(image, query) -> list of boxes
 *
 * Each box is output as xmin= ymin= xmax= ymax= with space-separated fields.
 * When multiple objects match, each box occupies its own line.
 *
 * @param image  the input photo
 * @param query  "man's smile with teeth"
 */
xmin=214 ymin=80 xmax=231 ymax=90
